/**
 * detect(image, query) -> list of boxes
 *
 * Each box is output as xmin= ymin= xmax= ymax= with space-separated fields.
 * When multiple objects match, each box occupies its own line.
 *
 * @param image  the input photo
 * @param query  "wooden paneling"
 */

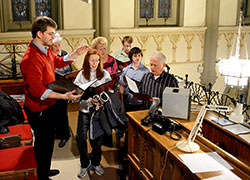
xmin=127 ymin=110 xmax=250 ymax=180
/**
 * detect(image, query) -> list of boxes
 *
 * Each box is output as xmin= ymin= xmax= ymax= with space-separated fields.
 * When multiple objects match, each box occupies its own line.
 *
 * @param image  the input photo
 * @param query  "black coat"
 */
xmin=89 ymin=92 xmax=128 ymax=140
xmin=0 ymin=91 xmax=24 ymax=133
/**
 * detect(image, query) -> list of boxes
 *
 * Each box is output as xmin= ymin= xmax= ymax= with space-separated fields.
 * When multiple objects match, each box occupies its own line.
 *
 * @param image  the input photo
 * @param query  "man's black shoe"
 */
xmin=58 ymin=139 xmax=67 ymax=148
xmin=49 ymin=169 xmax=60 ymax=177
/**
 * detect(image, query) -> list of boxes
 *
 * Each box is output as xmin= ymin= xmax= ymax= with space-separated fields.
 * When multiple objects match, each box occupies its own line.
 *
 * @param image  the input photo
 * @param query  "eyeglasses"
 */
xmin=46 ymin=31 xmax=56 ymax=36
xmin=89 ymin=59 xmax=100 ymax=64
xmin=124 ymin=45 xmax=132 ymax=48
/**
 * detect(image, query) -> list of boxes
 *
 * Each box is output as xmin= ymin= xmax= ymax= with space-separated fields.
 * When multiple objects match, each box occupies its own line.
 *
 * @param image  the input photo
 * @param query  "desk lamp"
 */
xmin=176 ymin=105 xmax=232 ymax=152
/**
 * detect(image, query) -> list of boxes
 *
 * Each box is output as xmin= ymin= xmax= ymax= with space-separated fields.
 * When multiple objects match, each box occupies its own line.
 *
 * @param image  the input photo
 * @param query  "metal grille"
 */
xmin=0 ymin=42 xmax=29 ymax=80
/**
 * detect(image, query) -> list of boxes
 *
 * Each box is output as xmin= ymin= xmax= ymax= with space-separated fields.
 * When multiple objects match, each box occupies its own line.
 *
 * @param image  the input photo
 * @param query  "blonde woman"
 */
xmin=91 ymin=36 xmax=118 ymax=75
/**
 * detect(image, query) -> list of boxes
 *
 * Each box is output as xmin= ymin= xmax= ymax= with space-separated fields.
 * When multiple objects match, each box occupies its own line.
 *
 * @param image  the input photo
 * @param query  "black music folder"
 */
xmin=47 ymin=75 xmax=97 ymax=94
xmin=116 ymin=59 xmax=132 ymax=71
xmin=110 ymin=71 xmax=122 ymax=79
xmin=55 ymin=70 xmax=79 ymax=79
xmin=81 ymin=79 xmax=117 ymax=99
xmin=125 ymin=75 xmax=152 ymax=101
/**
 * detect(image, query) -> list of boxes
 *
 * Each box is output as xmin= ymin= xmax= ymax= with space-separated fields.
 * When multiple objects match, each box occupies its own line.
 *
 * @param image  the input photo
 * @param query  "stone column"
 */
xmin=200 ymin=0 xmax=220 ymax=88
xmin=93 ymin=0 xmax=100 ymax=37
xmin=93 ymin=0 xmax=110 ymax=51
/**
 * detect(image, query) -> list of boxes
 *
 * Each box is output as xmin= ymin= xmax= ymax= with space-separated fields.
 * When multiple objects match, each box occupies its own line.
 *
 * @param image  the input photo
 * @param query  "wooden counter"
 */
xmin=127 ymin=110 xmax=250 ymax=180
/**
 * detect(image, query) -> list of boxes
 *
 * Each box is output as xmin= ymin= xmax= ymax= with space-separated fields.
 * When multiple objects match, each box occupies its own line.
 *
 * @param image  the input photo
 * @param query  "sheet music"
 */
xmin=78 ymin=79 xmax=97 ymax=90
xmin=125 ymin=75 xmax=139 ymax=93
xmin=179 ymin=152 xmax=233 ymax=173
xmin=223 ymin=124 xmax=250 ymax=135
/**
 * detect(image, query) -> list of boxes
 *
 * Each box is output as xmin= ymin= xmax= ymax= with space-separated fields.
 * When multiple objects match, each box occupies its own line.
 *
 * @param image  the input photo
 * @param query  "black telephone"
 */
xmin=141 ymin=107 xmax=182 ymax=140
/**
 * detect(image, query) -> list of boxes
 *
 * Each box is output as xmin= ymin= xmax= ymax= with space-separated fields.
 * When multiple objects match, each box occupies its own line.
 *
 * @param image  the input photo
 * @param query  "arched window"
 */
xmin=0 ymin=0 xmax=63 ymax=32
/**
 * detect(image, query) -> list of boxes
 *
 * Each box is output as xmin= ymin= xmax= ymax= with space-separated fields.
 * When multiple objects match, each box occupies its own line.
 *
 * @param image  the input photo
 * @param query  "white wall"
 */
xmin=110 ymin=0 xmax=134 ymax=28
xmin=183 ymin=0 xmax=206 ymax=26
xmin=219 ymin=0 xmax=238 ymax=26
xmin=63 ymin=0 xmax=93 ymax=29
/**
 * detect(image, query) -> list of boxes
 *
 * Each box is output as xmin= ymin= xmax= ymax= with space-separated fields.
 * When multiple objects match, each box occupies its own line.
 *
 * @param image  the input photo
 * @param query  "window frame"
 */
xmin=0 ymin=0 xmax=63 ymax=32
xmin=135 ymin=0 xmax=179 ymax=27
xmin=244 ymin=0 xmax=250 ymax=24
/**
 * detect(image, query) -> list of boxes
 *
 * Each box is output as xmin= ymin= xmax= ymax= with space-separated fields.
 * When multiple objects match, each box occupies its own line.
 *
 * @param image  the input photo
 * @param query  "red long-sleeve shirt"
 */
xmin=20 ymin=41 xmax=72 ymax=111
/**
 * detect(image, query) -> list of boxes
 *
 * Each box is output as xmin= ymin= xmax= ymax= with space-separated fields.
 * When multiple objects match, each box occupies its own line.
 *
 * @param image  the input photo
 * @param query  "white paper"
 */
xmin=125 ymin=75 xmax=139 ymax=93
xmin=223 ymin=124 xmax=250 ymax=135
xmin=10 ymin=94 xmax=25 ymax=101
xmin=239 ymin=134 xmax=250 ymax=144
xmin=190 ymin=104 xmax=201 ymax=112
xmin=203 ymin=170 xmax=241 ymax=180
xmin=179 ymin=152 xmax=233 ymax=173
xmin=212 ymin=118 xmax=234 ymax=126
xmin=77 ymin=79 xmax=97 ymax=90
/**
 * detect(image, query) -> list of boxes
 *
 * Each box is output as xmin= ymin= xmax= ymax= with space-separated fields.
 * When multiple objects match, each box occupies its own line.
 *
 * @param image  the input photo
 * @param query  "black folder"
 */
xmin=116 ymin=59 xmax=132 ymax=71
xmin=81 ymin=79 xmax=117 ymax=100
xmin=110 ymin=71 xmax=122 ymax=79
xmin=125 ymin=75 xmax=152 ymax=101
xmin=47 ymin=75 xmax=97 ymax=95
xmin=55 ymin=70 xmax=80 ymax=80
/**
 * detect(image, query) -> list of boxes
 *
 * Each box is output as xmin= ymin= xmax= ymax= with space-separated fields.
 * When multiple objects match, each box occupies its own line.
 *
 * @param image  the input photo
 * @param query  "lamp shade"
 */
xmin=217 ymin=57 xmax=250 ymax=86
xmin=218 ymin=57 xmax=250 ymax=78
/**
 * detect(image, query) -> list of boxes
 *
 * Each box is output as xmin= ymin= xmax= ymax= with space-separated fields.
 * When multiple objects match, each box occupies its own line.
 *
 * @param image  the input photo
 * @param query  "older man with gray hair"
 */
xmin=138 ymin=51 xmax=179 ymax=108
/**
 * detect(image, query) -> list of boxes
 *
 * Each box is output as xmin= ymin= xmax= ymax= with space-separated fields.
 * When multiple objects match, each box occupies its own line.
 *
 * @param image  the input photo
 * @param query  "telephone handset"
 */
xmin=141 ymin=98 xmax=159 ymax=126
xmin=141 ymin=101 xmax=182 ymax=140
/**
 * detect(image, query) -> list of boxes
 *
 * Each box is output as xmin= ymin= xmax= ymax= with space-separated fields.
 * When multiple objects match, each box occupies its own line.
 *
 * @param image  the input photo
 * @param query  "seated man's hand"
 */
xmin=150 ymin=97 xmax=160 ymax=105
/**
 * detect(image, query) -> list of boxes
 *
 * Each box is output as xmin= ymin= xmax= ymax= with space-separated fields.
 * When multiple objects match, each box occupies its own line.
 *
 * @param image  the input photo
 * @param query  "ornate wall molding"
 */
xmin=110 ymin=27 xmax=207 ymax=66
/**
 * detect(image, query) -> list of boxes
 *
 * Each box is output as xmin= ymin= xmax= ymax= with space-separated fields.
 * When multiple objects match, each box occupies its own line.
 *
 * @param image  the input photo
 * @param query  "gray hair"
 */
xmin=52 ymin=33 xmax=63 ymax=44
xmin=151 ymin=52 xmax=166 ymax=66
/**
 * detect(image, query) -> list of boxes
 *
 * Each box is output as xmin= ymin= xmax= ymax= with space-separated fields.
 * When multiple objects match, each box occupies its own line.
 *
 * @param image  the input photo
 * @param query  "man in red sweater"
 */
xmin=20 ymin=16 xmax=90 ymax=180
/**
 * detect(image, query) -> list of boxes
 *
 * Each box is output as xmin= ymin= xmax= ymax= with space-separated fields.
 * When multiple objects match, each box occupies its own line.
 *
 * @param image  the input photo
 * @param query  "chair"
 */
xmin=0 ymin=124 xmax=37 ymax=180
xmin=0 ymin=145 xmax=37 ymax=180
xmin=0 ymin=124 xmax=33 ymax=145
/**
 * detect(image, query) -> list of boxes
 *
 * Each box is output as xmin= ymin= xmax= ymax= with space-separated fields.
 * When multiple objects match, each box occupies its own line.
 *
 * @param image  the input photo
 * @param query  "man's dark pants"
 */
xmin=24 ymin=103 xmax=58 ymax=179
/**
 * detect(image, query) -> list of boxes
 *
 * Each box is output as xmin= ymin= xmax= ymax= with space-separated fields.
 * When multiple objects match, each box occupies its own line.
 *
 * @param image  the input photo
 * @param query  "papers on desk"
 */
xmin=190 ymin=104 xmax=201 ymax=112
xmin=179 ymin=152 xmax=233 ymax=173
xmin=212 ymin=118 xmax=234 ymax=126
xmin=223 ymin=124 xmax=250 ymax=135
xmin=238 ymin=134 xmax=250 ymax=144
xmin=203 ymin=170 xmax=241 ymax=180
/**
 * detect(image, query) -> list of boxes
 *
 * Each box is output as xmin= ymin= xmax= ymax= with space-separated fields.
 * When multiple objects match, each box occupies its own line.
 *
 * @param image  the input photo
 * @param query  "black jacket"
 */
xmin=89 ymin=92 xmax=128 ymax=140
xmin=0 ymin=91 xmax=24 ymax=133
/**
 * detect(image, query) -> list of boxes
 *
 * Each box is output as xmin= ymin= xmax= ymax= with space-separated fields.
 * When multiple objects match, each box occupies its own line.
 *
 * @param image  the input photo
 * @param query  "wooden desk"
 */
xmin=202 ymin=111 xmax=250 ymax=165
xmin=127 ymin=110 xmax=250 ymax=180
xmin=170 ymin=108 xmax=250 ymax=165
